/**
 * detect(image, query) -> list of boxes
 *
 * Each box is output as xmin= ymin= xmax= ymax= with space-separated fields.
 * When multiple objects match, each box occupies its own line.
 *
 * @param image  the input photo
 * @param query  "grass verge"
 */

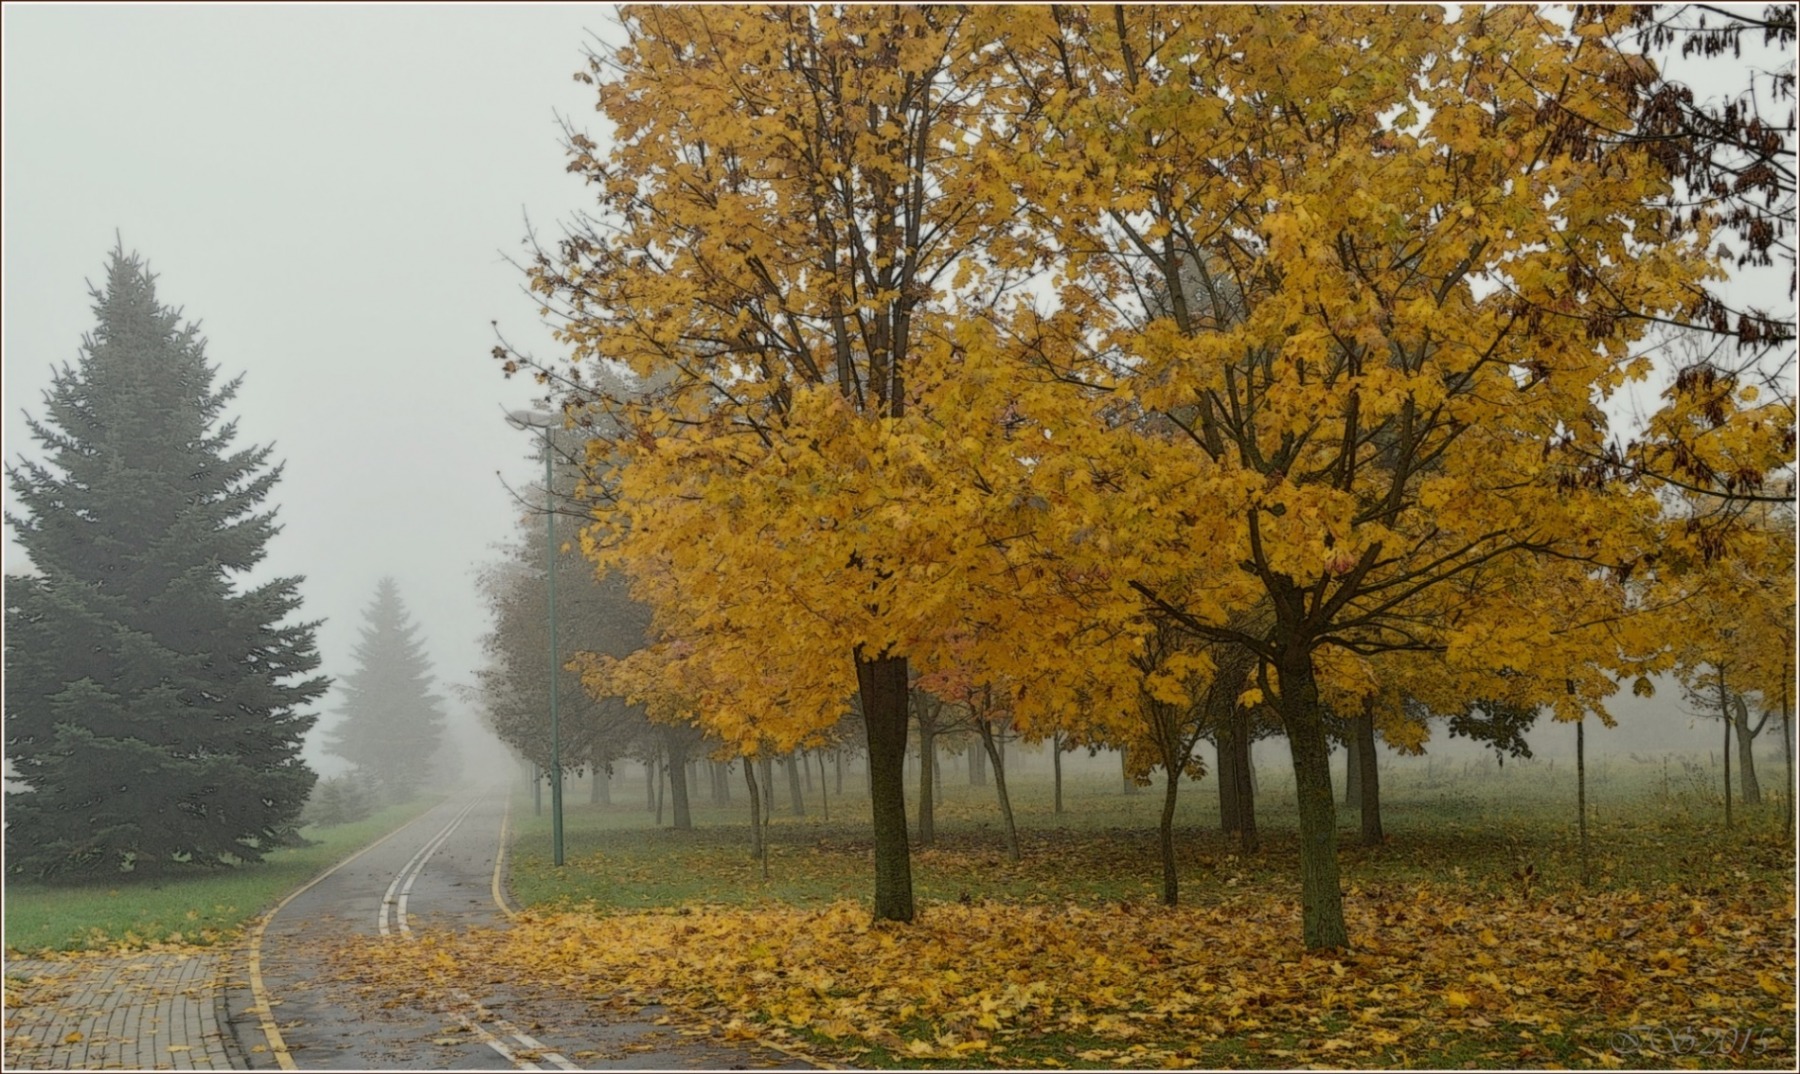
xmin=507 ymin=754 xmax=1794 ymax=910
xmin=485 ymin=754 xmax=1796 ymax=1069
xmin=3 ymin=798 xmax=440 ymax=956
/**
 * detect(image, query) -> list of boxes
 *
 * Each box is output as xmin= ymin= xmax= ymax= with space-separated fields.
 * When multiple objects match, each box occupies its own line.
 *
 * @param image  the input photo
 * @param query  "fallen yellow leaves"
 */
xmin=4 ymin=952 xmax=235 ymax=1070
xmin=318 ymin=882 xmax=1795 ymax=1067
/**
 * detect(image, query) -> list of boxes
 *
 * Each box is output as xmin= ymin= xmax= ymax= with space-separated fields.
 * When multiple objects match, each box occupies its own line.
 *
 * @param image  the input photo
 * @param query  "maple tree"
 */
xmin=910 ymin=687 xmax=949 ymax=847
xmin=1662 ymin=502 xmax=1797 ymax=824
xmin=912 ymin=636 xmax=1052 ymax=864
xmin=476 ymin=360 xmax=680 ymax=815
xmin=523 ymin=4 xmax=1060 ymax=922
xmin=913 ymin=680 xmax=1029 ymax=864
xmin=988 ymin=4 xmax=1722 ymax=948
xmin=509 ymin=4 xmax=1759 ymax=951
xmin=475 ymin=516 xmax=649 ymax=795
xmin=1578 ymin=5 xmax=1794 ymax=347
xmin=1560 ymin=6 xmax=1799 ymax=531
xmin=966 ymin=702 xmax=1021 ymax=860
xmin=1110 ymin=618 xmax=1262 ymax=903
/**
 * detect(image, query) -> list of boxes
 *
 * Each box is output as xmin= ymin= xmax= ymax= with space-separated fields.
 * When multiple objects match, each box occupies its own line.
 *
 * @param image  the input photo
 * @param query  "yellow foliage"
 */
xmin=323 ymin=887 xmax=1795 ymax=1068
xmin=518 ymin=2 xmax=1779 ymax=950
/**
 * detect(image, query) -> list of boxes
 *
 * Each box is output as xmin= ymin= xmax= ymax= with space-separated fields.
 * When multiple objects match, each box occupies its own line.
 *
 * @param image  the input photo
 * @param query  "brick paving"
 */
xmin=3 ymin=952 xmax=244 ymax=1071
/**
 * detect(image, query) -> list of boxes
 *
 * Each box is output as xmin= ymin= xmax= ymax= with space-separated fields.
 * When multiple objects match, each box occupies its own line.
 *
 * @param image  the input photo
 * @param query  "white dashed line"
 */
xmin=379 ymin=792 xmax=580 ymax=1070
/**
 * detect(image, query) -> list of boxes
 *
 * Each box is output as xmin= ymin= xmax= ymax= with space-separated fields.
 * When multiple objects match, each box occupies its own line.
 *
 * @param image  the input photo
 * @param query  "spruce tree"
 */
xmin=4 ymin=245 xmax=326 ymax=879
xmin=324 ymin=578 xmax=446 ymax=802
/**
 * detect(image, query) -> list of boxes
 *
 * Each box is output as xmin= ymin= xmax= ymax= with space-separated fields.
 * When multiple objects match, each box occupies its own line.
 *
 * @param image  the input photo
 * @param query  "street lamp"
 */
xmin=507 ymin=408 xmax=565 ymax=867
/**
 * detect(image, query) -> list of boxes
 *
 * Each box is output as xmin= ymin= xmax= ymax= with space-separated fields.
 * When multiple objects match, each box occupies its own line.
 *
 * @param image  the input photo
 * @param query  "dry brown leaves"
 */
xmin=324 ymin=884 xmax=1796 ymax=1068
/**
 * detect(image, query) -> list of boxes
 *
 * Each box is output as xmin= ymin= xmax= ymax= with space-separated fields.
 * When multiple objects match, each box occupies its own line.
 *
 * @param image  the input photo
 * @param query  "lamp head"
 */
xmin=506 ymin=408 xmax=559 ymax=430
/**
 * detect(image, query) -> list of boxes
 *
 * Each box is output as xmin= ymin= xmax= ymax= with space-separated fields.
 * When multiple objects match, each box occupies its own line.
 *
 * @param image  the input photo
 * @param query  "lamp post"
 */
xmin=507 ymin=408 xmax=564 ymax=866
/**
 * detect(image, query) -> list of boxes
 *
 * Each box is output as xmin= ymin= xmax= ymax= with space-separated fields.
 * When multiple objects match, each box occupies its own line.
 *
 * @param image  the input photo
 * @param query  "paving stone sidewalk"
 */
xmin=3 ymin=952 xmax=244 ymax=1071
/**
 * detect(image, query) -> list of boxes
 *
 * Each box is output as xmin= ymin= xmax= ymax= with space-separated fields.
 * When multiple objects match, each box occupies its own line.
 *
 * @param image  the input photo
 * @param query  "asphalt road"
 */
xmin=225 ymin=783 xmax=808 ymax=1071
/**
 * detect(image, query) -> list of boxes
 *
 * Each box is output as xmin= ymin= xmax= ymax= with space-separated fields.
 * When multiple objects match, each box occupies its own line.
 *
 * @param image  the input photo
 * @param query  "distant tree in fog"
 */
xmin=324 ymin=577 xmax=446 ymax=803
xmin=4 ymin=244 xmax=325 ymax=880
xmin=475 ymin=530 xmax=654 ymax=790
xmin=476 ymin=404 xmax=655 ymax=799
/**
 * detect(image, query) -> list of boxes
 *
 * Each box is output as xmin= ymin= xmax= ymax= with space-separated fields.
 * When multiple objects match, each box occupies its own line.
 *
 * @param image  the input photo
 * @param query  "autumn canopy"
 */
xmin=512 ymin=4 xmax=1789 ymax=950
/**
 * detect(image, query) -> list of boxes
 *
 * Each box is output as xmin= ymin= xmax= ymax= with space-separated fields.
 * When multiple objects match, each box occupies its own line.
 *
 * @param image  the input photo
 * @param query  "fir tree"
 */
xmin=324 ymin=578 xmax=446 ymax=802
xmin=4 ymin=244 xmax=326 ymax=879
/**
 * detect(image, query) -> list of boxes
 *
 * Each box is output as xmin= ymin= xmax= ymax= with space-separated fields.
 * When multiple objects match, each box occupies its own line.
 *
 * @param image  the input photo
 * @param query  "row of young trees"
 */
xmin=492 ymin=5 xmax=1795 ymax=950
xmin=477 ymin=465 xmax=1789 ymax=904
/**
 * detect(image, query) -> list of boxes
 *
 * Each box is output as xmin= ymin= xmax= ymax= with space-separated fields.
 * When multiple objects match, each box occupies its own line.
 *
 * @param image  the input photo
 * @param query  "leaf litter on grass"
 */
xmin=320 ymin=881 xmax=1795 ymax=1069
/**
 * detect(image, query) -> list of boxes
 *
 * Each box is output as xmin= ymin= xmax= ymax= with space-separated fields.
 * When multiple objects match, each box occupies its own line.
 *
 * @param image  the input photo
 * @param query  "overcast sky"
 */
xmin=3 ymin=5 xmax=627 ymax=771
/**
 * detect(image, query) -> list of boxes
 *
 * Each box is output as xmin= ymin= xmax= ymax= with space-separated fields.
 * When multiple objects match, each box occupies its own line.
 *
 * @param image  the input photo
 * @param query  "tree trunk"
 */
xmin=1120 ymin=749 xmax=1139 ymax=795
xmin=1234 ymin=716 xmax=1259 ymax=854
xmin=969 ymin=739 xmax=988 ymax=786
xmin=1218 ymin=707 xmax=1258 ymax=852
xmin=1720 ymin=673 xmax=1734 ymax=830
xmin=1344 ymin=731 xmax=1363 ymax=812
xmin=743 ymin=757 xmax=767 ymax=879
xmin=1053 ymin=733 xmax=1064 ymax=815
xmin=1276 ymin=645 xmax=1348 ymax=950
xmin=1218 ymin=731 xmax=1241 ymax=832
xmin=1781 ymin=676 xmax=1793 ymax=840
xmin=644 ymin=757 xmax=655 ymax=812
xmin=857 ymin=650 xmax=915 ymax=923
xmin=1158 ymin=753 xmax=1181 ymax=906
xmin=784 ymin=750 xmax=806 ymax=818
xmin=533 ymin=763 xmax=542 ymax=817
xmin=933 ymin=739 xmax=943 ymax=805
xmin=653 ymin=747 xmax=666 ymax=827
xmin=916 ymin=712 xmax=936 ymax=846
xmin=817 ymin=750 xmax=830 ymax=822
xmin=1577 ymin=718 xmax=1590 ymax=885
xmin=976 ymin=715 xmax=1020 ymax=863
xmin=802 ymin=749 xmax=814 ymax=792
xmin=663 ymin=734 xmax=692 ymax=831
xmin=1356 ymin=700 xmax=1383 ymax=846
xmin=835 ymin=748 xmax=845 ymax=796
xmin=1731 ymin=693 xmax=1764 ymax=806
xmin=759 ymin=755 xmax=775 ymax=817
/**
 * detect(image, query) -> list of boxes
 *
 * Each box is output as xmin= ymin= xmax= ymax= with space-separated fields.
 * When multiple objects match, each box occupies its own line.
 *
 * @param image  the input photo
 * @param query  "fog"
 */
xmin=2 ymin=6 xmax=629 ymax=774
xmin=3 ymin=8 xmax=1788 ymax=787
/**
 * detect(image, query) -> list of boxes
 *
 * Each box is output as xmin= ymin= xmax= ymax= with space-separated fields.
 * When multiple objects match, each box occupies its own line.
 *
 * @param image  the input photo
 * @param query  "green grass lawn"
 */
xmin=498 ymin=751 xmax=1794 ymax=1069
xmin=3 ymin=798 xmax=439 ymax=955
xmin=506 ymin=749 xmax=1794 ymax=911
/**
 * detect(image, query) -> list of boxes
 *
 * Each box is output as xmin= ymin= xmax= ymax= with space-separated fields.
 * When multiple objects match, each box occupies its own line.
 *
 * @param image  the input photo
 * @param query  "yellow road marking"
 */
xmin=245 ymin=803 xmax=442 ymax=1070
xmin=492 ymin=789 xmax=519 ymax=919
